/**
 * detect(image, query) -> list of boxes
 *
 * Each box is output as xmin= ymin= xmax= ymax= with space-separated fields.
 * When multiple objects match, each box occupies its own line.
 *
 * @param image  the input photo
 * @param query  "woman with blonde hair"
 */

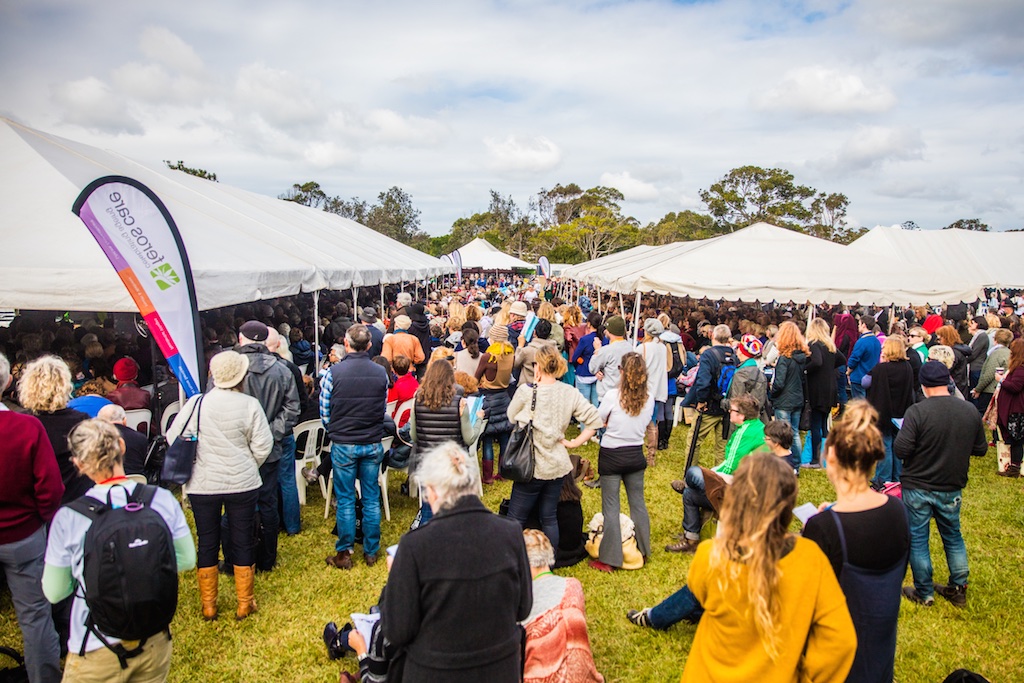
xmin=681 ymin=453 xmax=856 ymax=682
xmin=562 ymin=305 xmax=585 ymax=361
xmin=475 ymin=323 xmax=515 ymax=484
xmin=18 ymin=356 xmax=92 ymax=503
xmin=592 ymin=352 xmax=653 ymax=571
xmin=507 ymin=345 xmax=603 ymax=548
xmin=804 ymin=318 xmax=846 ymax=467
xmin=804 ymin=401 xmax=908 ymax=682
xmin=536 ymin=302 xmax=564 ymax=352
xmin=768 ymin=321 xmax=809 ymax=470
xmin=42 ymin=419 xmax=196 ymax=680
xmin=865 ymin=337 xmax=916 ymax=486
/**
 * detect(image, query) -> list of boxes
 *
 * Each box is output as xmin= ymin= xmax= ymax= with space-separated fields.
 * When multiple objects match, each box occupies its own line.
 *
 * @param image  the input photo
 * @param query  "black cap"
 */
xmin=239 ymin=320 xmax=269 ymax=342
xmin=919 ymin=360 xmax=951 ymax=388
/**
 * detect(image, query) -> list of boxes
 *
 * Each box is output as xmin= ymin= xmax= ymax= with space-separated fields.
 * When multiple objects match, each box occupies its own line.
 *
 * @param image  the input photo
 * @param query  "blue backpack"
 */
xmin=710 ymin=346 xmax=737 ymax=406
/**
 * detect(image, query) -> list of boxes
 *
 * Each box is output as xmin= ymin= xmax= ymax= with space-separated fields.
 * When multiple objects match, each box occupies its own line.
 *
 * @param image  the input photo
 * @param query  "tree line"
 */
xmin=163 ymin=161 xmax=999 ymax=264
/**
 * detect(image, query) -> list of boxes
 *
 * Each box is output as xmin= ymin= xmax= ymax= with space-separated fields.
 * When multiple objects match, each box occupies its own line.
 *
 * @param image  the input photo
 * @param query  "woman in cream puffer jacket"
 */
xmin=166 ymin=350 xmax=273 ymax=621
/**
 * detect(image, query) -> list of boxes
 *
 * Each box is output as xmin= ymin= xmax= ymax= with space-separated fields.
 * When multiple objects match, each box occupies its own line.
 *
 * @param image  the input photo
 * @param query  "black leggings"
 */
xmin=1000 ymin=427 xmax=1024 ymax=466
xmin=189 ymin=489 xmax=259 ymax=568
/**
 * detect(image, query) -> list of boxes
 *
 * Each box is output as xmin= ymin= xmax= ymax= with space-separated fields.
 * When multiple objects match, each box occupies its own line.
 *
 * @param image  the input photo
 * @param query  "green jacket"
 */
xmin=713 ymin=419 xmax=767 ymax=476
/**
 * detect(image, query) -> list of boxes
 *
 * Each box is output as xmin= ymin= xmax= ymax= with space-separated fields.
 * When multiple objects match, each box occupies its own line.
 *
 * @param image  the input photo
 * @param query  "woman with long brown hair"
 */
xmin=410 ymin=359 xmax=484 ymax=524
xmin=592 ymin=352 xmax=653 ymax=571
xmin=769 ymin=321 xmax=809 ymax=470
xmin=681 ymin=453 xmax=855 ymax=682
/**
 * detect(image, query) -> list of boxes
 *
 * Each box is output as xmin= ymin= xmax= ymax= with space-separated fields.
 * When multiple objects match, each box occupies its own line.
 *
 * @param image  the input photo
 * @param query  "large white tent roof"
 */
xmin=850 ymin=225 xmax=1024 ymax=290
xmin=565 ymin=222 xmax=983 ymax=306
xmin=560 ymin=244 xmax=661 ymax=285
xmin=0 ymin=118 xmax=452 ymax=312
xmin=453 ymin=238 xmax=533 ymax=271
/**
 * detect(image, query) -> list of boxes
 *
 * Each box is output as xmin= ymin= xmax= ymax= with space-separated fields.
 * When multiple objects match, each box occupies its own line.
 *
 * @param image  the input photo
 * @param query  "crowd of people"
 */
xmin=0 ymin=276 xmax=1020 ymax=682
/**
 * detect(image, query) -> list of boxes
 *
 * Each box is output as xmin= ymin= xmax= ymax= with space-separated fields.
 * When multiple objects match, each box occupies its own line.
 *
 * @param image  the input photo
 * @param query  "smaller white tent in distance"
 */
xmin=453 ymin=238 xmax=534 ymax=271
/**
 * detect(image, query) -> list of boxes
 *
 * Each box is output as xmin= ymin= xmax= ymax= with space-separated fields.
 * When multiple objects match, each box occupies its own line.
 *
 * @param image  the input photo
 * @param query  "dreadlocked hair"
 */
xmin=617 ymin=352 xmax=648 ymax=416
xmin=708 ymin=453 xmax=797 ymax=662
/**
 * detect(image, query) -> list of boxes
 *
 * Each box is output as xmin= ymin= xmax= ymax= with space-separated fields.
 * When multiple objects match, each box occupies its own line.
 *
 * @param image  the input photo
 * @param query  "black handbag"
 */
xmin=1008 ymin=413 xmax=1024 ymax=442
xmin=500 ymin=385 xmax=537 ymax=483
xmin=0 ymin=647 xmax=27 ymax=683
xmin=160 ymin=397 xmax=202 ymax=486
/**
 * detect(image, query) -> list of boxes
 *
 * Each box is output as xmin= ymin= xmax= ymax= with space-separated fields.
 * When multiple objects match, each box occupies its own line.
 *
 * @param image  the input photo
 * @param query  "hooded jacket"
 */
xmin=770 ymin=350 xmax=808 ymax=412
xmin=235 ymin=344 xmax=301 ymax=462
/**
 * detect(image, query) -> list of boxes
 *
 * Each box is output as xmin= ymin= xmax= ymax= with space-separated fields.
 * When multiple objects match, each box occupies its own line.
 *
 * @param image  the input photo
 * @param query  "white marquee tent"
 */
xmin=564 ymin=223 xmax=984 ymax=306
xmin=560 ymin=244 xmax=660 ymax=285
xmin=452 ymin=238 xmax=533 ymax=271
xmin=0 ymin=118 xmax=453 ymax=312
xmin=850 ymin=225 xmax=1024 ymax=290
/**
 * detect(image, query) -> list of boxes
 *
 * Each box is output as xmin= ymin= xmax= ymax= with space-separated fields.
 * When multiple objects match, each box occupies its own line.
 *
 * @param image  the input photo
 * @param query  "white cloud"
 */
xmin=51 ymin=77 xmax=143 ymax=135
xmin=874 ymin=180 xmax=967 ymax=201
xmin=139 ymin=26 xmax=205 ymax=76
xmin=364 ymin=109 xmax=447 ymax=146
xmin=754 ymin=66 xmax=895 ymax=114
xmin=234 ymin=63 xmax=323 ymax=128
xmin=599 ymin=171 xmax=660 ymax=202
xmin=485 ymin=135 xmax=561 ymax=173
xmin=814 ymin=126 xmax=925 ymax=174
xmin=302 ymin=141 xmax=354 ymax=168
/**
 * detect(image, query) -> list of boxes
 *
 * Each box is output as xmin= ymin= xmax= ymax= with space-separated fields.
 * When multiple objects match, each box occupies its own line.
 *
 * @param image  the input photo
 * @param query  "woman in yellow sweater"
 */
xmin=682 ymin=453 xmax=856 ymax=683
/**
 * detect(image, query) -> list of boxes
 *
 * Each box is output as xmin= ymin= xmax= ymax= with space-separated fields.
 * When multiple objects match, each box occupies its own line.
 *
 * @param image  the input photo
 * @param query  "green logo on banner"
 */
xmin=150 ymin=263 xmax=180 ymax=290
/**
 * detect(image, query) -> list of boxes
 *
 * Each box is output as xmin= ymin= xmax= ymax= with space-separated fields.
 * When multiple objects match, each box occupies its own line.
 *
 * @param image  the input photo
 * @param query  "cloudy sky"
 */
xmin=2 ymin=0 xmax=1022 ymax=235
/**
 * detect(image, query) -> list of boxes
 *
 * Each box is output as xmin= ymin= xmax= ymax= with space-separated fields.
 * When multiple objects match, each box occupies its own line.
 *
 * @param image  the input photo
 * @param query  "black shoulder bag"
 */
xmin=500 ymin=385 xmax=537 ymax=483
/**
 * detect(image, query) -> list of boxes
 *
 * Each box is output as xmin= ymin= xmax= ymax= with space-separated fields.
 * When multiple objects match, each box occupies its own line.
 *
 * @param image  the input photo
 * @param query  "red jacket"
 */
xmin=389 ymin=374 xmax=419 ymax=427
xmin=0 ymin=411 xmax=64 ymax=545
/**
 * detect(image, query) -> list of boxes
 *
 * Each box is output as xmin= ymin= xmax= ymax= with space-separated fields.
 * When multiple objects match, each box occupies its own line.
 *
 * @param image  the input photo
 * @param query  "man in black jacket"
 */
xmin=229 ymin=320 xmax=301 ymax=571
xmin=321 ymin=324 xmax=389 ymax=569
xmin=895 ymin=361 xmax=987 ymax=608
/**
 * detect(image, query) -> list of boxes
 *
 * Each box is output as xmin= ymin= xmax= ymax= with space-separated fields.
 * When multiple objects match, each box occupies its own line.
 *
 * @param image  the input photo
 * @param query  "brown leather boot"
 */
xmin=197 ymin=566 xmax=219 ymax=621
xmin=645 ymin=422 xmax=658 ymax=467
xmin=481 ymin=459 xmax=495 ymax=484
xmin=234 ymin=565 xmax=257 ymax=620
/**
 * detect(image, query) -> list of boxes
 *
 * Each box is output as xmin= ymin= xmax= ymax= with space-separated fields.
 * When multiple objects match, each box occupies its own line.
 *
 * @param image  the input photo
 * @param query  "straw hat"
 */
xmin=210 ymin=350 xmax=249 ymax=389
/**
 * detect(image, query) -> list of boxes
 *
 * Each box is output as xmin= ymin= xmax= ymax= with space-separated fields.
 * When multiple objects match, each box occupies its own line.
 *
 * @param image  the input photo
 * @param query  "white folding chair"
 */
xmin=325 ymin=436 xmax=395 ymax=521
xmin=293 ymin=419 xmax=327 ymax=506
xmin=124 ymin=409 xmax=152 ymax=437
xmin=160 ymin=401 xmax=180 ymax=435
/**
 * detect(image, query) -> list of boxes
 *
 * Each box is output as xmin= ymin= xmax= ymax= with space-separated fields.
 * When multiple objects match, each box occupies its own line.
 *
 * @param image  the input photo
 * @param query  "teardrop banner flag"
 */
xmin=452 ymin=249 xmax=463 ymax=282
xmin=538 ymin=255 xmax=551 ymax=277
xmin=73 ymin=176 xmax=204 ymax=397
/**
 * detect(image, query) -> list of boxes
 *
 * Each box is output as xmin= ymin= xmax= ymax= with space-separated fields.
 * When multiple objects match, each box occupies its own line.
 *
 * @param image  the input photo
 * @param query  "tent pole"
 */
xmin=597 ymin=286 xmax=602 ymax=314
xmin=380 ymin=283 xmax=385 ymax=317
xmin=351 ymin=288 xmax=357 ymax=318
xmin=313 ymin=290 xmax=321 ymax=369
xmin=618 ymin=292 xmax=624 ymax=318
xmin=632 ymin=291 xmax=642 ymax=343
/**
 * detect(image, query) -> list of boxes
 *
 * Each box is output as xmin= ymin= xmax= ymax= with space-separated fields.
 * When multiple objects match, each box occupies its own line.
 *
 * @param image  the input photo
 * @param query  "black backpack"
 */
xmin=667 ymin=342 xmax=685 ymax=380
xmin=67 ymin=485 xmax=178 ymax=668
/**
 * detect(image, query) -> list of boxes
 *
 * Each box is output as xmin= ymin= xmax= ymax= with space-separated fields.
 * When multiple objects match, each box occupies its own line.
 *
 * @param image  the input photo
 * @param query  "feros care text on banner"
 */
xmin=73 ymin=176 xmax=204 ymax=397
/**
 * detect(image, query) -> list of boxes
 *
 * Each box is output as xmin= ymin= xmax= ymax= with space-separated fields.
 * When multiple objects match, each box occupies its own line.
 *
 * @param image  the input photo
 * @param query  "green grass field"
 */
xmin=2 ymin=425 xmax=1021 ymax=682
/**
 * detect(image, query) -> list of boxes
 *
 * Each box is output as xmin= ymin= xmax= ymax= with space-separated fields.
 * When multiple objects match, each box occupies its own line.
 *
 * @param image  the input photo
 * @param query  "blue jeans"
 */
xmin=508 ymin=477 xmax=564 ymax=549
xmin=575 ymin=378 xmax=599 ymax=410
xmin=836 ymin=365 xmax=849 ymax=406
xmin=278 ymin=433 xmax=301 ymax=535
xmin=332 ymin=442 xmax=384 ymax=557
xmin=0 ymin=527 xmax=61 ymax=683
xmin=809 ymin=409 xmax=829 ymax=464
xmin=682 ymin=466 xmax=712 ymax=538
xmin=849 ymin=381 xmax=866 ymax=400
xmin=649 ymin=584 xmax=704 ymax=629
xmin=873 ymin=431 xmax=902 ymax=485
xmin=903 ymin=488 xmax=969 ymax=599
xmin=481 ymin=431 xmax=509 ymax=463
xmin=773 ymin=408 xmax=802 ymax=469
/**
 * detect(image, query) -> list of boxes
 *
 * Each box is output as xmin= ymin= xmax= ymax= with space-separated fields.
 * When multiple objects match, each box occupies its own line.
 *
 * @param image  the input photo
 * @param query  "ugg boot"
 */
xmin=645 ymin=423 xmax=658 ymax=467
xmin=482 ymin=459 xmax=495 ymax=484
xmin=234 ymin=565 xmax=257 ymax=620
xmin=197 ymin=566 xmax=219 ymax=621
